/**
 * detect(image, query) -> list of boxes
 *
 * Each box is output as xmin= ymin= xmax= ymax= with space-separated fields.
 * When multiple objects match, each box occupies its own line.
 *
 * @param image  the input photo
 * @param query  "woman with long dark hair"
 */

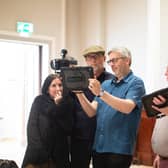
xmin=22 ymin=74 xmax=75 ymax=168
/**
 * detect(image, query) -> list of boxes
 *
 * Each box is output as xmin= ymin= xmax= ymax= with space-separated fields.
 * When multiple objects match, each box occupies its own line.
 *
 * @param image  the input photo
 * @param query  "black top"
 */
xmin=72 ymin=70 xmax=112 ymax=141
xmin=22 ymin=94 xmax=75 ymax=167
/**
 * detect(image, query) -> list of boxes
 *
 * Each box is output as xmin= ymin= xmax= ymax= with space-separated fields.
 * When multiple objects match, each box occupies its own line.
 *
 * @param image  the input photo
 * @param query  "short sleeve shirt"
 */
xmin=93 ymin=71 xmax=145 ymax=155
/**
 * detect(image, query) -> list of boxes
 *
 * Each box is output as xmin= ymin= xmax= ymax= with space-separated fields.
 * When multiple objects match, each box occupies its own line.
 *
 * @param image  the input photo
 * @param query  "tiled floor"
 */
xmin=0 ymin=138 xmax=152 ymax=168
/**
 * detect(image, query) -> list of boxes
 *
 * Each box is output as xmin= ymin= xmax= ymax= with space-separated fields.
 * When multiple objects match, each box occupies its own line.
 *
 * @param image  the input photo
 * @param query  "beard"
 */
xmin=93 ymin=66 xmax=98 ymax=74
xmin=92 ymin=65 xmax=104 ymax=78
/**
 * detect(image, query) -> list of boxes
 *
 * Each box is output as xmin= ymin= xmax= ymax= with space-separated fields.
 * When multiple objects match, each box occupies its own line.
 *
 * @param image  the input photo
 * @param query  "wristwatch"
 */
xmin=97 ymin=88 xmax=104 ymax=97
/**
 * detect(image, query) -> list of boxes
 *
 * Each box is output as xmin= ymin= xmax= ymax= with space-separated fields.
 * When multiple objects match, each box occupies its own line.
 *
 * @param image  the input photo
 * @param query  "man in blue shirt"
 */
xmin=75 ymin=47 xmax=145 ymax=168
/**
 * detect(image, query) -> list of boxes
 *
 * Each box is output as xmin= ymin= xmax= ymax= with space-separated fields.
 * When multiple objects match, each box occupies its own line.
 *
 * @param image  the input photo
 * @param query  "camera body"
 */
xmin=50 ymin=49 xmax=77 ymax=72
xmin=50 ymin=58 xmax=77 ymax=72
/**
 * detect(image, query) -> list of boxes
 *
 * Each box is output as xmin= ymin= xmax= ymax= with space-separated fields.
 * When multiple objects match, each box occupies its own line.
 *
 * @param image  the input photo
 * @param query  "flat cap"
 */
xmin=82 ymin=45 xmax=105 ymax=57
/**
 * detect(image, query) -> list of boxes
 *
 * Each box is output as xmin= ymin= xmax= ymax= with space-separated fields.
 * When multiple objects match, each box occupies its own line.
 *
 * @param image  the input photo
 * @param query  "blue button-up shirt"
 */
xmin=93 ymin=71 xmax=145 ymax=155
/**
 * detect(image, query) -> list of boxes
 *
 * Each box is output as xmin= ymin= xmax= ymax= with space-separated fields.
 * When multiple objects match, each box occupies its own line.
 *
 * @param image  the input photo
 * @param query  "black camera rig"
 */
xmin=50 ymin=49 xmax=94 ymax=91
xmin=50 ymin=49 xmax=77 ymax=73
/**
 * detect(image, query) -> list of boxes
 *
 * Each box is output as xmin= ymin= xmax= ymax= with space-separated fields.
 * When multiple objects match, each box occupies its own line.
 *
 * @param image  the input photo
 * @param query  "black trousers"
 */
xmin=70 ymin=138 xmax=92 ymax=168
xmin=92 ymin=152 xmax=132 ymax=168
xmin=24 ymin=159 xmax=70 ymax=168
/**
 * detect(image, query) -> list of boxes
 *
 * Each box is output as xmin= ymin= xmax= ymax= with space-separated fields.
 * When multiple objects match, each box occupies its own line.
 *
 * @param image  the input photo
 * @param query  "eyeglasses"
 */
xmin=107 ymin=57 xmax=125 ymax=64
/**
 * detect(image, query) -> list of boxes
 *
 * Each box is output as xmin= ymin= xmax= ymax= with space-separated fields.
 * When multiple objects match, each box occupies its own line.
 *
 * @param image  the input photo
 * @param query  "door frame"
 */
xmin=0 ymin=30 xmax=56 ymax=63
xmin=0 ymin=31 xmax=55 ymax=145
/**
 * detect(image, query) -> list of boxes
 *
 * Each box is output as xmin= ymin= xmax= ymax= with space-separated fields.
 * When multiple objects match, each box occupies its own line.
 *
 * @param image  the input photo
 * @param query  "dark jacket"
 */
xmin=72 ymin=71 xmax=112 ymax=142
xmin=22 ymin=94 xmax=75 ymax=168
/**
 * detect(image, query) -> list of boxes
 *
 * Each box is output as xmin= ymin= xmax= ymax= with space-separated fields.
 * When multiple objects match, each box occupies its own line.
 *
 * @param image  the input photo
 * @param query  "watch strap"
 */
xmin=97 ymin=89 xmax=104 ymax=97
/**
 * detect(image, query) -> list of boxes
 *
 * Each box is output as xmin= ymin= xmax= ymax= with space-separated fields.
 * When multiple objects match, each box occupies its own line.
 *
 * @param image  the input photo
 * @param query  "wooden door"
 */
xmin=134 ymin=110 xmax=156 ymax=166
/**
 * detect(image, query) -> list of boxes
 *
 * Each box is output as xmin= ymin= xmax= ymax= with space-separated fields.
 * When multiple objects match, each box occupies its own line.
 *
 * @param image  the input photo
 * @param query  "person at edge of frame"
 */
xmin=151 ymin=65 xmax=168 ymax=168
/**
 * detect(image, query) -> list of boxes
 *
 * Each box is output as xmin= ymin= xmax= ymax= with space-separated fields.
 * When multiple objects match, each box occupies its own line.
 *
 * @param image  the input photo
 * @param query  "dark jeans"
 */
xmin=92 ymin=152 xmax=132 ymax=168
xmin=70 ymin=138 xmax=92 ymax=168
xmin=24 ymin=159 xmax=70 ymax=168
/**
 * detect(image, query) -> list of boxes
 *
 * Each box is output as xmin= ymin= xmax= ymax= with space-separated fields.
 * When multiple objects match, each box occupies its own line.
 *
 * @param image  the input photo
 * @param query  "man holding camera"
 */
xmin=70 ymin=45 xmax=112 ymax=168
xmin=151 ymin=65 xmax=168 ymax=168
xmin=74 ymin=47 xmax=145 ymax=168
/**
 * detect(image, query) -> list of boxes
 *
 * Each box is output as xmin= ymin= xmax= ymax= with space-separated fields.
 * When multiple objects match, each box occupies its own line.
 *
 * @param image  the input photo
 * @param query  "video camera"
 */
xmin=50 ymin=49 xmax=94 ymax=91
xmin=50 ymin=49 xmax=78 ymax=73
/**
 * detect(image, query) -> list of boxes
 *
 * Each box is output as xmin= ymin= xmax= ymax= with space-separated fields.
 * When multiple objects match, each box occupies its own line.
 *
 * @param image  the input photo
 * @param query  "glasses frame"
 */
xmin=107 ymin=56 xmax=126 ymax=64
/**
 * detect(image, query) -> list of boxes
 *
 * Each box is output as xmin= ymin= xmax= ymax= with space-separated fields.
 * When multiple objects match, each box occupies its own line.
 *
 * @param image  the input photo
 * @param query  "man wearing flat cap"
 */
xmin=70 ymin=45 xmax=112 ymax=168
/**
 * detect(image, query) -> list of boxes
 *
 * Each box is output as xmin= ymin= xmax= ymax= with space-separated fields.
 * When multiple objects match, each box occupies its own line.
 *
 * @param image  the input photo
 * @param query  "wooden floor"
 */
xmin=0 ymin=138 xmax=153 ymax=168
xmin=89 ymin=163 xmax=152 ymax=168
xmin=131 ymin=165 xmax=152 ymax=168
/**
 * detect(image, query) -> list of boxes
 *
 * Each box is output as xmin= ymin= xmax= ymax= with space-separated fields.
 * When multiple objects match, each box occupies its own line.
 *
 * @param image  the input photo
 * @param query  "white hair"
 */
xmin=108 ymin=47 xmax=132 ymax=65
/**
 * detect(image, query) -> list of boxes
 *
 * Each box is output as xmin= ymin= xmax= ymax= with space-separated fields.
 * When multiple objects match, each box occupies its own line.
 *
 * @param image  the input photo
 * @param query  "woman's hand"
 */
xmin=153 ymin=95 xmax=166 ymax=105
xmin=152 ymin=95 xmax=168 ymax=115
xmin=54 ymin=91 xmax=62 ymax=104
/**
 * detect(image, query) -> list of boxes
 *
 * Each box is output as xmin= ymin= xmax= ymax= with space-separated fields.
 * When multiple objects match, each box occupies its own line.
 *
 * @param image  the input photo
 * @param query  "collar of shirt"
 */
xmin=111 ymin=70 xmax=133 ymax=84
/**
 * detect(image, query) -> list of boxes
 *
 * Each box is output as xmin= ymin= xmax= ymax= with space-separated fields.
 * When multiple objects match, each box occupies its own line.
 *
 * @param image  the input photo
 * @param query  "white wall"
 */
xmin=0 ymin=0 xmax=167 ymax=92
xmin=145 ymin=0 xmax=160 ymax=92
xmin=0 ymin=0 xmax=65 ymax=54
xmin=160 ymin=0 xmax=168 ymax=87
xmin=65 ymin=0 xmax=106 ymax=65
xmin=105 ymin=0 xmax=147 ymax=80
